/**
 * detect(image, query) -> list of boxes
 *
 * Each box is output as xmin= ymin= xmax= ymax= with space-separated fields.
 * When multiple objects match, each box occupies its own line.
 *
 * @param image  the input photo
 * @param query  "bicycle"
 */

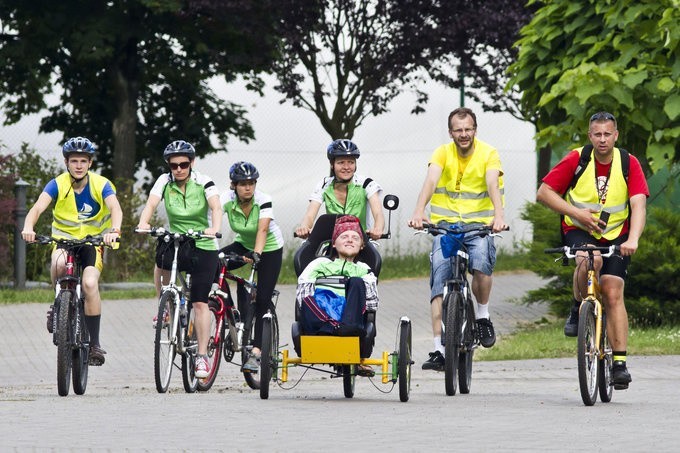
xmin=545 ymin=245 xmax=619 ymax=406
xmin=32 ymin=235 xmax=116 ymax=397
xmin=199 ymin=251 xmax=280 ymax=392
xmin=135 ymin=227 xmax=220 ymax=393
xmin=419 ymin=222 xmax=507 ymax=396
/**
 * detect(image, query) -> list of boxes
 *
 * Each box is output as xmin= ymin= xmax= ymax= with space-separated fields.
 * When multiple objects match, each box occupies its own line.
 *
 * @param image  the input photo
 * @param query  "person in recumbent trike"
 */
xmin=294 ymin=215 xmax=379 ymax=376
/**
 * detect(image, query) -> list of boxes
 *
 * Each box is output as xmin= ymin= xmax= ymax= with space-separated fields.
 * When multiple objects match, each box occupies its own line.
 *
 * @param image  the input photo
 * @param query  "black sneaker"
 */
xmin=564 ymin=306 xmax=579 ymax=337
xmin=476 ymin=318 xmax=496 ymax=348
xmin=422 ymin=351 xmax=444 ymax=371
xmin=46 ymin=305 xmax=55 ymax=333
xmin=612 ymin=360 xmax=632 ymax=390
xmin=88 ymin=345 xmax=107 ymax=366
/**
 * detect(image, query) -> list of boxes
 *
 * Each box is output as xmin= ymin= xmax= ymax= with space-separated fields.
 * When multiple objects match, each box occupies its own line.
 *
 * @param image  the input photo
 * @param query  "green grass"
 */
xmin=0 ymin=287 xmax=156 ymax=304
xmin=476 ymin=320 xmax=680 ymax=361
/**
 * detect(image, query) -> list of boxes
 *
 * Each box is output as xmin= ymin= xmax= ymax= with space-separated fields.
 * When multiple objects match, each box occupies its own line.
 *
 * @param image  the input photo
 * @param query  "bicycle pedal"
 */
xmin=614 ymin=383 xmax=629 ymax=390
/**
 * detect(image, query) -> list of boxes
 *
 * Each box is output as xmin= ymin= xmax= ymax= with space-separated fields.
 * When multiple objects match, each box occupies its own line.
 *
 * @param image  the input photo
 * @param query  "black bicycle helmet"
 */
xmin=62 ymin=137 xmax=96 ymax=157
xmin=163 ymin=140 xmax=196 ymax=162
xmin=326 ymin=139 xmax=360 ymax=161
xmin=229 ymin=161 xmax=259 ymax=182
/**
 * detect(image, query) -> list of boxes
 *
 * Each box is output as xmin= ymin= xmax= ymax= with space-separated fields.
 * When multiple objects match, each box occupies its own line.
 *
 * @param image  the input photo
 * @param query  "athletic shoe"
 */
xmin=242 ymin=353 xmax=261 ymax=373
xmin=195 ymin=355 xmax=210 ymax=379
xmin=564 ymin=306 xmax=579 ymax=337
xmin=612 ymin=360 xmax=632 ymax=390
xmin=46 ymin=305 xmax=55 ymax=333
xmin=476 ymin=318 xmax=496 ymax=348
xmin=421 ymin=351 xmax=444 ymax=371
xmin=88 ymin=345 xmax=107 ymax=366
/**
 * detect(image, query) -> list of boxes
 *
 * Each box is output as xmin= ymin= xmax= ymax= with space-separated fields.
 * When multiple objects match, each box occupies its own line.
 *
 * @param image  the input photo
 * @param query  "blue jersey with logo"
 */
xmin=44 ymin=178 xmax=115 ymax=221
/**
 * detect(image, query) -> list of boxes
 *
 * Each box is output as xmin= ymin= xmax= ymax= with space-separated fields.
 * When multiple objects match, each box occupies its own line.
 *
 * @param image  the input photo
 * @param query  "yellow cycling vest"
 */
xmin=52 ymin=172 xmax=114 ymax=239
xmin=430 ymin=140 xmax=504 ymax=225
xmin=564 ymin=147 xmax=629 ymax=240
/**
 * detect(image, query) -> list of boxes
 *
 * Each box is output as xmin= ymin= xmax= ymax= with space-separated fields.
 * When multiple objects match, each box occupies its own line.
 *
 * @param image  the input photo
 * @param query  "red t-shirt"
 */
xmin=542 ymin=149 xmax=649 ymax=238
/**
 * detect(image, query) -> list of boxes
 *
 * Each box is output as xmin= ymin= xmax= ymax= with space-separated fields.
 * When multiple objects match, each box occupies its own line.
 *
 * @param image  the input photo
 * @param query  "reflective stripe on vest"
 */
xmin=564 ymin=147 xmax=629 ymax=240
xmin=430 ymin=141 xmax=504 ymax=225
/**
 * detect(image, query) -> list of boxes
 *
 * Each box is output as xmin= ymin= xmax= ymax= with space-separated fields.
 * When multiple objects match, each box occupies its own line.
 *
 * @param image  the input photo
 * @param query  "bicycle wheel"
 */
xmin=259 ymin=316 xmax=273 ymax=399
xmin=182 ymin=309 xmax=199 ymax=393
xmin=444 ymin=292 xmax=462 ymax=396
xmin=72 ymin=298 xmax=89 ymax=395
xmin=598 ymin=312 xmax=613 ymax=403
xmin=56 ymin=290 xmax=73 ymax=396
xmin=242 ymin=317 xmax=261 ymax=390
xmin=398 ymin=320 xmax=412 ymax=402
xmin=154 ymin=291 xmax=176 ymax=393
xmin=342 ymin=365 xmax=356 ymax=398
xmin=197 ymin=298 xmax=224 ymax=392
xmin=577 ymin=300 xmax=598 ymax=406
xmin=458 ymin=296 xmax=476 ymax=394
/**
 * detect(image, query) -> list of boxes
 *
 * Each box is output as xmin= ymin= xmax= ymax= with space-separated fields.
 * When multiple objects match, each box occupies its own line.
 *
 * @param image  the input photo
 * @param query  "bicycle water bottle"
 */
xmin=179 ymin=293 xmax=188 ymax=328
xmin=236 ymin=322 xmax=244 ymax=347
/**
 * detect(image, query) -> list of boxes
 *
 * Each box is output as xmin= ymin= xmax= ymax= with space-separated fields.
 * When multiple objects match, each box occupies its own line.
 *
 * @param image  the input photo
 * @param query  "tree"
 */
xmin=508 ymin=0 xmax=680 ymax=178
xmin=0 ymin=0 xmax=281 ymax=183
xmin=271 ymin=0 xmax=533 ymax=139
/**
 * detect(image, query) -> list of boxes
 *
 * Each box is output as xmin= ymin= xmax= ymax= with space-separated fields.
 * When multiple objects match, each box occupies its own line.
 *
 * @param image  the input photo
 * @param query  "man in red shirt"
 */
xmin=537 ymin=112 xmax=649 ymax=390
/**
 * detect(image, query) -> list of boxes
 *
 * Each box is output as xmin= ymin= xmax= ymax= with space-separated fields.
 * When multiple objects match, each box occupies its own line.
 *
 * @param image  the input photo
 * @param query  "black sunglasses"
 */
xmin=590 ymin=112 xmax=616 ymax=122
xmin=169 ymin=161 xmax=191 ymax=170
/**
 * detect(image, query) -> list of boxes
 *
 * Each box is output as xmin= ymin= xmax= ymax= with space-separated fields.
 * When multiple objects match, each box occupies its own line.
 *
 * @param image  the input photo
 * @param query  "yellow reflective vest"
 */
xmin=564 ymin=147 xmax=629 ymax=240
xmin=430 ymin=139 xmax=504 ymax=224
xmin=52 ymin=172 xmax=114 ymax=239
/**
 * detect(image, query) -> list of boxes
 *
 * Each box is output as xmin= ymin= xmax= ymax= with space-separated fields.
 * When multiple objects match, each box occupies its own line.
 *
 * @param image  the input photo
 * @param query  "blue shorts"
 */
xmin=429 ymin=223 xmax=496 ymax=301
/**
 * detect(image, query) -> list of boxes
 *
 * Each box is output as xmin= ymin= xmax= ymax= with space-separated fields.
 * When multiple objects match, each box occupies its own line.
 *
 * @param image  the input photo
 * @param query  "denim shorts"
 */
xmin=429 ymin=223 xmax=496 ymax=301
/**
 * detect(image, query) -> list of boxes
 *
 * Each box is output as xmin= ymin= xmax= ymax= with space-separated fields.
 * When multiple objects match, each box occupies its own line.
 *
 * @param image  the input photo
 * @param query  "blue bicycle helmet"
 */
xmin=62 ymin=137 xmax=96 ymax=157
xmin=163 ymin=140 xmax=196 ymax=162
xmin=326 ymin=139 xmax=360 ymax=161
xmin=229 ymin=161 xmax=259 ymax=182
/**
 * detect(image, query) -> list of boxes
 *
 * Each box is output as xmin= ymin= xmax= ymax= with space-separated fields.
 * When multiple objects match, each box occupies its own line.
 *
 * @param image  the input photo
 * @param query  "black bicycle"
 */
xmin=419 ymin=222 xmax=507 ymax=396
xmin=33 ymin=235 xmax=114 ymax=396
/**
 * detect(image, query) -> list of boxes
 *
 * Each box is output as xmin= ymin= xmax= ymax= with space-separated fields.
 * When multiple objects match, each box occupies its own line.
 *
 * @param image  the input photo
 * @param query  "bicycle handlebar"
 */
xmin=33 ymin=235 xmax=118 ymax=247
xmin=135 ymin=227 xmax=222 ymax=240
xmin=418 ymin=222 xmax=509 ymax=238
xmin=544 ymin=245 xmax=620 ymax=259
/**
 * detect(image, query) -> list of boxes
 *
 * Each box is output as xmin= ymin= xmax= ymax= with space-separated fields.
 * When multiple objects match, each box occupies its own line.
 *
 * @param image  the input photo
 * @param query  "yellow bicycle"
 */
xmin=546 ymin=244 xmax=620 ymax=406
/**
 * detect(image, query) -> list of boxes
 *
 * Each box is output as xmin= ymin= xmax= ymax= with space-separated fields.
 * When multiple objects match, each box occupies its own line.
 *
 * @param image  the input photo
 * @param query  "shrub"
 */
xmin=521 ymin=201 xmax=680 ymax=326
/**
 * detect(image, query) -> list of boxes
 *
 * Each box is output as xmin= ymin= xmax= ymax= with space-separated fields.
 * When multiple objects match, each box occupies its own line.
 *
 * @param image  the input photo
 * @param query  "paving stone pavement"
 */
xmin=2 ymin=272 xmax=680 ymax=452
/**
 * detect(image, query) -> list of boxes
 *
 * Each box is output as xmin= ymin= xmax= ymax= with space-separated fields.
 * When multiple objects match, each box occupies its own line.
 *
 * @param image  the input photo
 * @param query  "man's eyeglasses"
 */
xmin=590 ymin=112 xmax=616 ymax=123
xmin=451 ymin=127 xmax=476 ymax=135
xmin=169 ymin=161 xmax=191 ymax=170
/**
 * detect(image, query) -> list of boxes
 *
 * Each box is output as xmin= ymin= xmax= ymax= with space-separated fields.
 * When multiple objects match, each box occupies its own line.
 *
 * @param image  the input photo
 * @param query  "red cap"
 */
xmin=332 ymin=215 xmax=363 ymax=244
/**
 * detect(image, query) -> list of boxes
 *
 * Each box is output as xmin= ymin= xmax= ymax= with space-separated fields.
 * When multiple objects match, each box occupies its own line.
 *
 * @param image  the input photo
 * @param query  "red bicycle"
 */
xmin=198 ymin=251 xmax=279 ymax=391
xmin=32 ymin=235 xmax=115 ymax=396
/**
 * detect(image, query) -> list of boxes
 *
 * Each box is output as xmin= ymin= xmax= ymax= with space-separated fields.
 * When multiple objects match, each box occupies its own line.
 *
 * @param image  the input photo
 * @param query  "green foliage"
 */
xmin=100 ymin=179 xmax=159 ymax=283
xmin=0 ymin=154 xmax=14 ymax=277
xmin=508 ymin=0 xmax=680 ymax=172
xmin=0 ymin=0 xmax=283 ymax=183
xmin=626 ymin=208 xmax=680 ymax=326
xmin=1 ymin=146 xmax=62 ymax=281
xmin=522 ymin=202 xmax=680 ymax=326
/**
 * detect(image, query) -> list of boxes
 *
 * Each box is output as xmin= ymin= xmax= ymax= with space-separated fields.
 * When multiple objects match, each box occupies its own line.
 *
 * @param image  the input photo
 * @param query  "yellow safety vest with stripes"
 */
xmin=564 ymin=147 xmax=629 ymax=240
xmin=52 ymin=172 xmax=113 ymax=239
xmin=430 ymin=140 xmax=504 ymax=225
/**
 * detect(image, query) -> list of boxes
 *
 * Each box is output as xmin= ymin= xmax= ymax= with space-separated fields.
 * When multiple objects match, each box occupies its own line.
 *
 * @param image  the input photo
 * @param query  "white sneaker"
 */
xmin=195 ymin=355 xmax=210 ymax=379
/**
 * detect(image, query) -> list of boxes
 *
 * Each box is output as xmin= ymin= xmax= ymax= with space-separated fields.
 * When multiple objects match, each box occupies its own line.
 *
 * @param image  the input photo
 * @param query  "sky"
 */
xmin=1 ymin=75 xmax=538 ymax=254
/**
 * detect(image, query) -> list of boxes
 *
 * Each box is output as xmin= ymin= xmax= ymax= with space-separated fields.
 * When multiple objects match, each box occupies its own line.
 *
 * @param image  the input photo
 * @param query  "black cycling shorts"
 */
xmin=564 ymin=229 xmax=630 ymax=279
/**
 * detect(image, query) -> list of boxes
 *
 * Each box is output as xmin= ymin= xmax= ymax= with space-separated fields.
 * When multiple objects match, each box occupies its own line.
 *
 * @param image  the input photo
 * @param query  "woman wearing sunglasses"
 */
xmin=137 ymin=140 xmax=222 ymax=379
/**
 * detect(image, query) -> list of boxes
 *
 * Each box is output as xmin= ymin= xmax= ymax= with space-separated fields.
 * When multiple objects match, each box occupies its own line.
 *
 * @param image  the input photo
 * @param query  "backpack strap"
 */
xmin=567 ymin=144 xmax=593 ymax=194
